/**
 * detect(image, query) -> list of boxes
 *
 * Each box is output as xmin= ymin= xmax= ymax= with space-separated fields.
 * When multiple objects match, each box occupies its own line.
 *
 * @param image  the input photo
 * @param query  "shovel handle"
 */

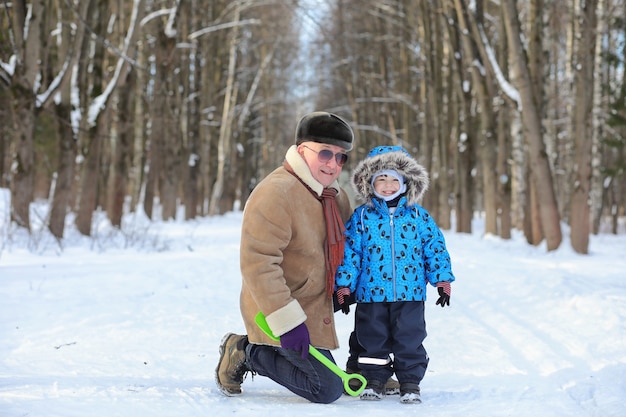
xmin=254 ymin=312 xmax=367 ymax=396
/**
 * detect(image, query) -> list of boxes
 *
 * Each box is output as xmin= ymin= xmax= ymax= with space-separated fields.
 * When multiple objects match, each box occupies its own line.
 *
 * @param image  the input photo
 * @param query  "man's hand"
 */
xmin=280 ymin=323 xmax=310 ymax=359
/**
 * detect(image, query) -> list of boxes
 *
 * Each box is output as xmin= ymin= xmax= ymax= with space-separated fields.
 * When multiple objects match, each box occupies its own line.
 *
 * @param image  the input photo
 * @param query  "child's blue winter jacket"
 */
xmin=335 ymin=145 xmax=455 ymax=303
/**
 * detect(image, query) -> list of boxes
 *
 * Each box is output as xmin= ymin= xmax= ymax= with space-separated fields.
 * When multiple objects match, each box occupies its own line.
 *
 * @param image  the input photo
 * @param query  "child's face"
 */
xmin=373 ymin=174 xmax=401 ymax=197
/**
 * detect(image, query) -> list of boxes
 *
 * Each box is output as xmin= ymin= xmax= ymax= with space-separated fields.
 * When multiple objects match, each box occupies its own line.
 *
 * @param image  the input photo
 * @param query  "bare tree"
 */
xmin=74 ymin=0 xmax=144 ymax=235
xmin=180 ymin=0 xmax=201 ymax=220
xmin=49 ymin=0 xmax=92 ymax=238
xmin=569 ymin=0 xmax=598 ymax=253
xmin=500 ymin=0 xmax=563 ymax=250
xmin=208 ymin=5 xmax=239 ymax=216
xmin=4 ymin=0 xmax=63 ymax=228
xmin=453 ymin=0 xmax=500 ymax=235
xmin=444 ymin=2 xmax=475 ymax=233
xmin=2 ymin=0 xmax=625 ymax=248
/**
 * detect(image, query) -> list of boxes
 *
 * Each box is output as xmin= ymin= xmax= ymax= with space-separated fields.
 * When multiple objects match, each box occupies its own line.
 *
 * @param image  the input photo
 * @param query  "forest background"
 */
xmin=1 ymin=0 xmax=625 ymax=254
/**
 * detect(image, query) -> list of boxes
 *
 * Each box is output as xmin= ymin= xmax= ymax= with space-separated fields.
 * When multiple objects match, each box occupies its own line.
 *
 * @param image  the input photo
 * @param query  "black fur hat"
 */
xmin=295 ymin=112 xmax=354 ymax=151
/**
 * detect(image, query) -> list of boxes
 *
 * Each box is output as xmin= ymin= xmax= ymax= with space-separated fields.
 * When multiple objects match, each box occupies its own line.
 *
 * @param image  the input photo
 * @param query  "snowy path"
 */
xmin=1 ymin=213 xmax=625 ymax=416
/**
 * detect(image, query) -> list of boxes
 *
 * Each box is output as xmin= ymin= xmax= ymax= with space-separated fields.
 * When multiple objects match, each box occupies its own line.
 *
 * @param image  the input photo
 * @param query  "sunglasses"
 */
xmin=302 ymin=145 xmax=349 ymax=167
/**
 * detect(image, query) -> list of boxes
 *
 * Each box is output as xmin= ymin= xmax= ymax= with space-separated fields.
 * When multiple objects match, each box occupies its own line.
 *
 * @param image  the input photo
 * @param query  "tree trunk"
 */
xmin=570 ymin=0 xmax=598 ymax=253
xmin=108 ymin=70 xmax=134 ymax=227
xmin=144 ymin=73 xmax=165 ymax=220
xmin=74 ymin=0 xmax=107 ymax=236
xmin=497 ymin=104 xmax=513 ymax=239
xmin=157 ymin=30 xmax=180 ymax=221
xmin=496 ymin=15 xmax=512 ymax=239
xmin=76 ymin=124 xmax=103 ymax=235
xmin=183 ymin=0 xmax=201 ymax=220
xmin=49 ymin=102 xmax=76 ymax=238
xmin=209 ymin=8 xmax=239 ymax=216
xmin=130 ymin=42 xmax=148 ymax=213
xmin=75 ymin=0 xmax=143 ymax=234
xmin=455 ymin=99 xmax=475 ymax=234
xmin=501 ymin=0 xmax=562 ymax=250
xmin=11 ymin=97 xmax=36 ymax=229
xmin=590 ymin=0 xmax=607 ymax=235
xmin=184 ymin=98 xmax=201 ymax=220
xmin=446 ymin=3 xmax=474 ymax=233
xmin=0 ymin=94 xmax=8 ymax=189
xmin=453 ymin=0 xmax=498 ymax=234
xmin=9 ymin=0 xmax=46 ymax=229
xmin=432 ymin=8 xmax=452 ymax=229
xmin=49 ymin=0 xmax=90 ymax=238
xmin=417 ymin=0 xmax=435 ymax=212
xmin=528 ymin=173 xmax=544 ymax=245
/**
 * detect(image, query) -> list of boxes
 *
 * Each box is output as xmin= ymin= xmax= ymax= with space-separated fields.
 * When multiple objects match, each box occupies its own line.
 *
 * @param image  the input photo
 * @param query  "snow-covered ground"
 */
xmin=1 ymin=206 xmax=625 ymax=416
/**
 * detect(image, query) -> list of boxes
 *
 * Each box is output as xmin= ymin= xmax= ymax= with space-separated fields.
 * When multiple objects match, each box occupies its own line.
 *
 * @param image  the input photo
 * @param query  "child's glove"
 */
xmin=336 ymin=286 xmax=352 ymax=315
xmin=436 ymin=282 xmax=451 ymax=307
xmin=280 ymin=323 xmax=310 ymax=359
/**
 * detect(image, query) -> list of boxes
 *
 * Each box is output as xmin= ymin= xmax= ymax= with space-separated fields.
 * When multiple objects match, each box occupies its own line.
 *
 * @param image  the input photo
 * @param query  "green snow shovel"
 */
xmin=254 ymin=311 xmax=367 ymax=396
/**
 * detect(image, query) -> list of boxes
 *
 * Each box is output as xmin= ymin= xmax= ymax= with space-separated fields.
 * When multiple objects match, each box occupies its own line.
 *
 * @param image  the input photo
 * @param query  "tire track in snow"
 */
xmin=449 ymin=262 xmax=591 ymax=378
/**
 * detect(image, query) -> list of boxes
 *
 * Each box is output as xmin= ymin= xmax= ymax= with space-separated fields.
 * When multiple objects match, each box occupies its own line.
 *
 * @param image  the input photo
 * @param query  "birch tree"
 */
xmin=208 ymin=6 xmax=239 ymax=216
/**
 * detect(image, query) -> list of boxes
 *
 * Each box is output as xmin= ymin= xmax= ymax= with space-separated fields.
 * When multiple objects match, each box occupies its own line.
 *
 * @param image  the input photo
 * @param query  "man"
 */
xmin=215 ymin=112 xmax=354 ymax=403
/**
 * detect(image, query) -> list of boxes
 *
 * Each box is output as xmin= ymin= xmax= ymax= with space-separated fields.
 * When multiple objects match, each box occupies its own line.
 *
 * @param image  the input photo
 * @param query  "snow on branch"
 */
xmin=87 ymin=0 xmax=142 ymax=126
xmin=165 ymin=0 xmax=181 ymax=38
xmin=35 ymin=54 xmax=72 ymax=108
xmin=0 ymin=55 xmax=16 ymax=77
xmin=140 ymin=0 xmax=181 ymax=38
xmin=188 ymin=19 xmax=261 ymax=40
xmin=478 ymin=25 xmax=522 ymax=110
xmin=140 ymin=8 xmax=174 ymax=27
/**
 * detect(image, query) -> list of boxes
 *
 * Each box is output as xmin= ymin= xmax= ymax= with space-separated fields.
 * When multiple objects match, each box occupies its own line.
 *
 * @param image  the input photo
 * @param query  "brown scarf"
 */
xmin=283 ymin=161 xmax=346 ymax=297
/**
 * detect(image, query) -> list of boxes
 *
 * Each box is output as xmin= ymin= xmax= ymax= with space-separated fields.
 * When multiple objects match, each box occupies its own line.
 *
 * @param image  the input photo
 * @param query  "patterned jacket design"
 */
xmin=335 ymin=146 xmax=455 ymax=303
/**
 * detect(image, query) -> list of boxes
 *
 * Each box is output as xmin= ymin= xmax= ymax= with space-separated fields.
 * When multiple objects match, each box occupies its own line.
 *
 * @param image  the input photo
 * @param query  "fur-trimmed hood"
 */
xmin=352 ymin=145 xmax=429 ymax=205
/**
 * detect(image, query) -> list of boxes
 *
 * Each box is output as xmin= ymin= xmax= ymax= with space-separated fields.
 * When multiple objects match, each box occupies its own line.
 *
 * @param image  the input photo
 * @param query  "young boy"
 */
xmin=335 ymin=145 xmax=455 ymax=404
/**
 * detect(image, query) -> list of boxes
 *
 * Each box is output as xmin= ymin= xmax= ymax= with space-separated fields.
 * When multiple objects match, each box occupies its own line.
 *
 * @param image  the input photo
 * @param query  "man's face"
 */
xmin=297 ymin=142 xmax=348 ymax=187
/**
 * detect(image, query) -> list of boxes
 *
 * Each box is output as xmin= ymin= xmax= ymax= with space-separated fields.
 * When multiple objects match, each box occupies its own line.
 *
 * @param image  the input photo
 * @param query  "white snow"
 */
xmin=478 ymin=26 xmax=522 ymax=110
xmin=0 ymin=55 xmax=17 ymax=77
xmin=1 ymin=208 xmax=625 ymax=416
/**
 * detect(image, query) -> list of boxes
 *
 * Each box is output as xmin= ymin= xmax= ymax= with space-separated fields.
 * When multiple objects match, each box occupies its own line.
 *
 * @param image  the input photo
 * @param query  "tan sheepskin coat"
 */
xmin=239 ymin=145 xmax=352 ymax=350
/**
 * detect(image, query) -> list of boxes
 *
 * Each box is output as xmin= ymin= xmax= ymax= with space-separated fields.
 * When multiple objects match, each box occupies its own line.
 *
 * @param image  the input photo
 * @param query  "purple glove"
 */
xmin=280 ymin=323 xmax=310 ymax=359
